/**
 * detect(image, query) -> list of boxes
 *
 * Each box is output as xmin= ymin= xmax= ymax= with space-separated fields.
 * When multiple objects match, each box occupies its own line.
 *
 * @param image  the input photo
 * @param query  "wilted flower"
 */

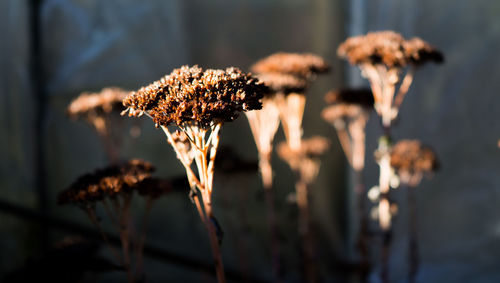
xmin=390 ymin=140 xmax=439 ymax=187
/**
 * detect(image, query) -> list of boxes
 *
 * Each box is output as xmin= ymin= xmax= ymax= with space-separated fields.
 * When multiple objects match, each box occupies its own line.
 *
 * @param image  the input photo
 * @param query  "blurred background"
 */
xmin=1 ymin=0 xmax=500 ymax=282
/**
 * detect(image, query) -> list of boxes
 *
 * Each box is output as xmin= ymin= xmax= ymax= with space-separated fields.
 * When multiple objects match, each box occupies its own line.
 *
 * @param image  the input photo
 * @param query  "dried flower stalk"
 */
xmin=58 ymin=160 xmax=155 ymax=283
xmin=322 ymin=88 xmax=374 ymax=279
xmin=277 ymin=136 xmax=330 ymax=283
xmin=215 ymin=147 xmax=259 ymax=283
xmin=122 ymin=65 xmax=265 ymax=283
xmin=67 ymin=87 xmax=130 ymax=163
xmin=390 ymin=140 xmax=438 ymax=283
xmin=251 ymin=52 xmax=329 ymax=283
xmin=339 ymin=31 xmax=443 ymax=283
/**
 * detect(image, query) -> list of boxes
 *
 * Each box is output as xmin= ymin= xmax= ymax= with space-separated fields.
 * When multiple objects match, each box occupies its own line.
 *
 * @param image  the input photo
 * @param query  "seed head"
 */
xmin=67 ymin=87 xmax=129 ymax=118
xmin=390 ymin=140 xmax=439 ymax=176
xmin=338 ymin=31 xmax=443 ymax=68
xmin=122 ymin=65 xmax=267 ymax=129
xmin=58 ymin=159 xmax=155 ymax=205
xmin=251 ymin=52 xmax=330 ymax=78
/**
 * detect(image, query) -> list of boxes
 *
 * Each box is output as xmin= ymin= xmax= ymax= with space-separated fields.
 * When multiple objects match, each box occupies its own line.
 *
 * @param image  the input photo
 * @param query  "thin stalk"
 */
xmin=201 ymin=192 xmax=226 ymax=283
xmin=408 ymin=186 xmax=419 ymax=283
xmin=378 ymin=131 xmax=393 ymax=283
xmin=335 ymin=125 xmax=354 ymax=166
xmin=85 ymin=206 xmax=122 ymax=264
xmin=136 ymin=197 xmax=154 ymax=279
xmin=261 ymin=152 xmax=282 ymax=283
xmin=394 ymin=68 xmax=415 ymax=110
xmin=295 ymin=179 xmax=316 ymax=283
xmin=354 ymin=169 xmax=370 ymax=282
xmin=119 ymin=194 xmax=134 ymax=283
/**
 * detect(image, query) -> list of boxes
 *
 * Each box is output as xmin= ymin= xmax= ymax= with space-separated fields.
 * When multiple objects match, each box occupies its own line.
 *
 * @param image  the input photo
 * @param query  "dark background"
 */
xmin=1 ymin=0 xmax=500 ymax=282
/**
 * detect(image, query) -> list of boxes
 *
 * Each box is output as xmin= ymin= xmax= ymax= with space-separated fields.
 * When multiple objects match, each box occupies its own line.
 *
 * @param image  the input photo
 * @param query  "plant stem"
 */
xmin=136 ymin=197 xmax=154 ymax=279
xmin=85 ymin=206 xmax=123 ymax=264
xmin=260 ymin=152 xmax=283 ymax=283
xmin=378 ymin=131 xmax=393 ymax=283
xmin=354 ymin=169 xmax=370 ymax=282
xmin=295 ymin=179 xmax=316 ymax=283
xmin=408 ymin=186 xmax=419 ymax=283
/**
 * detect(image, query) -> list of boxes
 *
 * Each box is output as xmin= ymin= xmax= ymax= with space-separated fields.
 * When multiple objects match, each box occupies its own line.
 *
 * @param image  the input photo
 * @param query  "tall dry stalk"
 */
xmin=252 ymin=52 xmax=330 ymax=283
xmin=338 ymin=31 xmax=443 ymax=282
xmin=58 ymin=160 xmax=155 ymax=283
xmin=390 ymin=140 xmax=439 ymax=283
xmin=122 ymin=65 xmax=266 ymax=283
xmin=321 ymin=88 xmax=373 ymax=280
xmin=67 ymin=87 xmax=131 ymax=163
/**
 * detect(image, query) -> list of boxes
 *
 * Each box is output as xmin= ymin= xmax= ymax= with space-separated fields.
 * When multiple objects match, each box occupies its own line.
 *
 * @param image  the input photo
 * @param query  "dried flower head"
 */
xmin=58 ymin=159 xmax=155 ymax=205
xmin=67 ymin=87 xmax=129 ymax=135
xmin=122 ymin=65 xmax=267 ymax=129
xmin=251 ymin=52 xmax=330 ymax=78
xmin=390 ymin=140 xmax=439 ymax=186
xmin=337 ymin=31 xmax=443 ymax=68
xmin=322 ymin=89 xmax=373 ymax=171
xmin=68 ymin=87 xmax=129 ymax=117
xmin=278 ymin=136 xmax=330 ymax=168
xmin=255 ymin=72 xmax=308 ymax=95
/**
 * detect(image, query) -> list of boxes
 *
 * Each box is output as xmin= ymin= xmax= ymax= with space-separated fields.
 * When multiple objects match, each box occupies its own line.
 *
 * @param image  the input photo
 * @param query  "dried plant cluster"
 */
xmin=278 ymin=136 xmax=330 ymax=184
xmin=391 ymin=140 xmax=439 ymax=187
xmin=58 ymin=160 xmax=179 ymax=283
xmin=248 ymin=52 xmax=330 ymax=283
xmin=339 ymin=31 xmax=443 ymax=283
xmin=338 ymin=31 xmax=443 ymax=127
xmin=68 ymin=87 xmax=128 ymax=134
xmin=67 ymin=87 xmax=132 ymax=163
xmin=58 ymin=160 xmax=154 ymax=206
xmin=251 ymin=52 xmax=330 ymax=80
xmin=338 ymin=31 xmax=443 ymax=68
xmin=322 ymin=88 xmax=373 ymax=171
xmin=122 ymin=65 xmax=267 ymax=283
xmin=122 ymin=65 xmax=266 ymax=129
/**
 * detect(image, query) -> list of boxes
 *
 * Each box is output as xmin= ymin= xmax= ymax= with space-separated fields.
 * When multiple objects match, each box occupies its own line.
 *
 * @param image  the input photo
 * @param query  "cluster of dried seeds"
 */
xmin=58 ymin=160 xmax=155 ymax=205
xmin=390 ymin=140 xmax=439 ymax=175
xmin=255 ymin=72 xmax=308 ymax=95
xmin=251 ymin=52 xmax=330 ymax=78
xmin=250 ymin=52 xmax=330 ymax=96
xmin=338 ymin=31 xmax=443 ymax=68
xmin=122 ymin=65 xmax=267 ymax=129
xmin=277 ymin=136 xmax=330 ymax=163
xmin=67 ymin=87 xmax=129 ymax=118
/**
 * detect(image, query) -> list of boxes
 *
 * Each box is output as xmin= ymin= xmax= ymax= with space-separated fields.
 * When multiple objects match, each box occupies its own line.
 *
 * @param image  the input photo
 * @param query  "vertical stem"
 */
xmin=354 ymin=169 xmax=370 ymax=282
xmin=408 ymin=187 xmax=419 ymax=283
xmin=85 ymin=207 xmax=123 ymax=264
xmin=296 ymin=179 xmax=316 ymax=283
xmin=260 ymin=152 xmax=283 ymax=283
xmin=136 ymin=197 xmax=154 ymax=280
xmin=194 ymin=127 xmax=226 ymax=283
xmin=378 ymin=131 xmax=392 ymax=283
xmin=117 ymin=194 xmax=134 ymax=283
xmin=202 ymin=197 xmax=227 ymax=283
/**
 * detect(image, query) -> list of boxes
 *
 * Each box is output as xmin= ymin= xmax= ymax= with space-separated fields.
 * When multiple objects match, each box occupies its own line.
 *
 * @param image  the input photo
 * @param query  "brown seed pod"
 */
xmin=122 ymin=65 xmax=267 ymax=129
